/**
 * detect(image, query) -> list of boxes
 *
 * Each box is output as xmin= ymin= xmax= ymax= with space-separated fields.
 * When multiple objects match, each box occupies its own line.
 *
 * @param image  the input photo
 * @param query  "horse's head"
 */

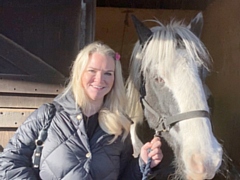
xmin=127 ymin=13 xmax=223 ymax=179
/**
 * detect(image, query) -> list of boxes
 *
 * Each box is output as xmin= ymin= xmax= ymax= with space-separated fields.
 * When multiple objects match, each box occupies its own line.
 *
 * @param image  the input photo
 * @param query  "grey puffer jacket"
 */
xmin=0 ymin=92 xmax=143 ymax=180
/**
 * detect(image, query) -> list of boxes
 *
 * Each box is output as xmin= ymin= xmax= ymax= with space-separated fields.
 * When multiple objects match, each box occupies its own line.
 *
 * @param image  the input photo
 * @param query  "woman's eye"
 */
xmin=105 ymin=72 xmax=113 ymax=76
xmin=88 ymin=69 xmax=95 ymax=73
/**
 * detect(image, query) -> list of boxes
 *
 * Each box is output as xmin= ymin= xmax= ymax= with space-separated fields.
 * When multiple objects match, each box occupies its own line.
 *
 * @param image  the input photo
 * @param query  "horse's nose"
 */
xmin=188 ymin=151 xmax=222 ymax=179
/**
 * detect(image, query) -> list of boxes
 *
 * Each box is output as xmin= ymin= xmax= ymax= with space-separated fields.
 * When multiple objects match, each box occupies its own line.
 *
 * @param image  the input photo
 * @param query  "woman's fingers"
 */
xmin=140 ymin=136 xmax=163 ymax=168
xmin=148 ymin=137 xmax=163 ymax=168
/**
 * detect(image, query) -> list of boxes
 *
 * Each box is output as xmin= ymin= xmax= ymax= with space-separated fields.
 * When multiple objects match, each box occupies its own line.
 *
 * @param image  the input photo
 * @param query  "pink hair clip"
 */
xmin=115 ymin=53 xmax=121 ymax=61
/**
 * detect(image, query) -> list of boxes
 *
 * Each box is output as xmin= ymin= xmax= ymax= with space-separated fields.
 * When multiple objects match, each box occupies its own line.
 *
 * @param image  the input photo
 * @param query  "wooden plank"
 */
xmin=0 ymin=108 xmax=34 ymax=128
xmin=0 ymin=78 xmax=64 ymax=94
xmin=0 ymin=95 xmax=55 ymax=108
xmin=0 ymin=130 xmax=16 ymax=151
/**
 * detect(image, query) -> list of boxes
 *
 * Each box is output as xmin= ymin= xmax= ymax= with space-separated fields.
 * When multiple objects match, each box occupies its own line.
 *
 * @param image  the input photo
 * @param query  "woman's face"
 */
xmin=82 ymin=52 xmax=115 ymax=103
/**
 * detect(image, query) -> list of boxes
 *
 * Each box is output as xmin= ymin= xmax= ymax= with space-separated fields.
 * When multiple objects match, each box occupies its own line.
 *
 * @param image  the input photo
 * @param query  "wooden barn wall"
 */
xmin=0 ymin=1 xmax=82 ymax=77
xmin=203 ymin=0 xmax=240 ymax=168
xmin=0 ymin=0 xmax=96 ymax=151
xmin=95 ymin=0 xmax=240 ymax=168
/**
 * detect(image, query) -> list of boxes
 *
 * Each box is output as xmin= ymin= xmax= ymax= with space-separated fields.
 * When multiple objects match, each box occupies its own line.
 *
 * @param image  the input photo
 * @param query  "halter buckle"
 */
xmin=159 ymin=116 xmax=169 ymax=132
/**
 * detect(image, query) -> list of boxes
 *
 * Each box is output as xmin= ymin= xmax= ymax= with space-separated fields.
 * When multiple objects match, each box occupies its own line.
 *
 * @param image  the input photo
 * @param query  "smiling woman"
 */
xmin=0 ymin=41 xmax=163 ymax=180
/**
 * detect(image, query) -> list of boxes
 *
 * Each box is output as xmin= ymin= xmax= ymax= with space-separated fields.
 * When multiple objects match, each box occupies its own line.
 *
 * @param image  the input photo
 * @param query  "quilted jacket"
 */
xmin=0 ymin=92 xmax=143 ymax=180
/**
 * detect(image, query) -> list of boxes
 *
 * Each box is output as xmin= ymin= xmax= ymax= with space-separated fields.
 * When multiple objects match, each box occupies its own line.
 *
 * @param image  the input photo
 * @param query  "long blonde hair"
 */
xmin=64 ymin=41 xmax=131 ymax=142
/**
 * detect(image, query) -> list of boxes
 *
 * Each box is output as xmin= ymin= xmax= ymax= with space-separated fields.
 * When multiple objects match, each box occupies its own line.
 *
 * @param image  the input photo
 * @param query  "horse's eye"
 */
xmin=154 ymin=77 xmax=164 ymax=83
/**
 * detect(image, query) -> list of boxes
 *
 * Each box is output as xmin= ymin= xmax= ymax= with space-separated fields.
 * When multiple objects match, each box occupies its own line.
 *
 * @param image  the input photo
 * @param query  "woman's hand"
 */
xmin=140 ymin=137 xmax=163 ymax=168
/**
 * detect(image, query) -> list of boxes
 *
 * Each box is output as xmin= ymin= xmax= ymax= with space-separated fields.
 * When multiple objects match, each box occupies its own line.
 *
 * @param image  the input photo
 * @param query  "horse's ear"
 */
xmin=131 ymin=14 xmax=152 ymax=45
xmin=187 ymin=12 xmax=203 ymax=38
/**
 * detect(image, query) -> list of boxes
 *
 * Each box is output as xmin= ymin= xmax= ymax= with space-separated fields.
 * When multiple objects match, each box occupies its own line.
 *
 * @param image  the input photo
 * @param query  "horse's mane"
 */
xmin=126 ymin=19 xmax=212 ymax=124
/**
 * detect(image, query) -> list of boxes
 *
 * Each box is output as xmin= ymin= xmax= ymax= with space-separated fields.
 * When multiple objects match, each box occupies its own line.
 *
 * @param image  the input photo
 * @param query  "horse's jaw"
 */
xmin=169 ymin=119 xmax=223 ymax=180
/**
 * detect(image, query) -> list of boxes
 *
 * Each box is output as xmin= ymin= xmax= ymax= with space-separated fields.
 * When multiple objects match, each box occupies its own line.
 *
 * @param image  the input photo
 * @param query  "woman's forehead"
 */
xmin=87 ymin=52 xmax=115 ymax=70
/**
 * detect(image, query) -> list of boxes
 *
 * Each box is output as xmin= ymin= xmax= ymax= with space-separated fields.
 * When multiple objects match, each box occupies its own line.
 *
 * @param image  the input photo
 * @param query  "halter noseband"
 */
xmin=141 ymin=98 xmax=209 ymax=132
xmin=139 ymin=75 xmax=210 ymax=134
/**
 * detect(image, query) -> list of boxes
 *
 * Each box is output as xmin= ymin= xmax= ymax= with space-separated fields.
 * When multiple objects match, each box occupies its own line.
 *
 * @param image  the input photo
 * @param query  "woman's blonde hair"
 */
xmin=64 ymin=41 xmax=131 ymax=142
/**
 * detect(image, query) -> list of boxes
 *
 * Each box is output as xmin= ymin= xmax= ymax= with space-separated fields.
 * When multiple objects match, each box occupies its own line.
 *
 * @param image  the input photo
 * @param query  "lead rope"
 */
xmin=142 ymin=149 xmax=152 ymax=180
xmin=142 ymin=131 xmax=161 ymax=180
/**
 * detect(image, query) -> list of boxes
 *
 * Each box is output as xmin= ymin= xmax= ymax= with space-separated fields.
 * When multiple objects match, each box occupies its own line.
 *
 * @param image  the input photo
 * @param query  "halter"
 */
xmin=139 ymin=75 xmax=210 ymax=135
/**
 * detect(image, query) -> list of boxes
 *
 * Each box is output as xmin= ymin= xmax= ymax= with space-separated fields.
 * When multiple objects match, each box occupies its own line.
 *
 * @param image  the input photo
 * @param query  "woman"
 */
xmin=0 ymin=41 xmax=162 ymax=179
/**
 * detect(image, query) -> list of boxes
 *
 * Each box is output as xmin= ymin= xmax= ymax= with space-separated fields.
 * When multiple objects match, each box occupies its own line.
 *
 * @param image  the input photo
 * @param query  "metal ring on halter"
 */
xmin=159 ymin=116 xmax=170 ymax=132
xmin=154 ymin=130 xmax=161 ymax=137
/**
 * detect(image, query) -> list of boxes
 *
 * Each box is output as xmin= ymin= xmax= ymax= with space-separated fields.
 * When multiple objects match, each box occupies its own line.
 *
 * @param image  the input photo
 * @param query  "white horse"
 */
xmin=126 ymin=12 xmax=223 ymax=180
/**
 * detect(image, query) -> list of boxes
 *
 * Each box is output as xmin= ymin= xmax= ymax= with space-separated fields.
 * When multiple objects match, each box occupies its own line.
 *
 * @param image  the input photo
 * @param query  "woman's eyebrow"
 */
xmin=88 ymin=67 xmax=114 ymax=72
xmin=105 ymin=70 xmax=114 ymax=72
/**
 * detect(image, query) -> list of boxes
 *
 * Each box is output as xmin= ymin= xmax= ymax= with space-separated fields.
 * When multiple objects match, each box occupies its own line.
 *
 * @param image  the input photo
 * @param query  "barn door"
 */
xmin=0 ymin=0 xmax=96 ymax=150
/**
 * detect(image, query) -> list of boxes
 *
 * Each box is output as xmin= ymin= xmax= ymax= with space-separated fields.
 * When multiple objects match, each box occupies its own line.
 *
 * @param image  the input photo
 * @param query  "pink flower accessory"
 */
xmin=115 ymin=53 xmax=121 ymax=61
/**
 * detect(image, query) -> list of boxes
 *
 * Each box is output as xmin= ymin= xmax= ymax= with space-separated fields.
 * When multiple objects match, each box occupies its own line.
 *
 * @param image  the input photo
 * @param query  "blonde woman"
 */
xmin=0 ymin=41 xmax=162 ymax=180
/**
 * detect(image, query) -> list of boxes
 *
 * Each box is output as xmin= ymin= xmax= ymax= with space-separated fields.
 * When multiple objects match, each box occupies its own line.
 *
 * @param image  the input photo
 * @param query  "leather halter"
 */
xmin=139 ymin=75 xmax=210 ymax=135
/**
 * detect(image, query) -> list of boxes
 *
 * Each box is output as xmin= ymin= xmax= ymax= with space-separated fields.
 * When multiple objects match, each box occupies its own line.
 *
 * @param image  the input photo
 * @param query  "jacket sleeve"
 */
xmin=0 ymin=104 xmax=52 ymax=180
xmin=118 ymin=134 xmax=143 ymax=180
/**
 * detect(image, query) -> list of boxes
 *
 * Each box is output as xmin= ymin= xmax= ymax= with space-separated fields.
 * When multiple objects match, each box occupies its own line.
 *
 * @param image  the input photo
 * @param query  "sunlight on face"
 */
xmin=81 ymin=52 xmax=115 ymax=104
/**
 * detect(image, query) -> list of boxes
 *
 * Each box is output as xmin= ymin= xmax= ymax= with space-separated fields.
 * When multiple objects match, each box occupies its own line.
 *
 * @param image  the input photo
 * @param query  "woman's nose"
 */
xmin=95 ymin=72 xmax=104 ymax=82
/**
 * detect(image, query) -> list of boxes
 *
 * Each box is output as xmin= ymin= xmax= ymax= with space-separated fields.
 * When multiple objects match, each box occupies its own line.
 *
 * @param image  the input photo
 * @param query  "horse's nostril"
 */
xmin=190 ymin=154 xmax=205 ymax=174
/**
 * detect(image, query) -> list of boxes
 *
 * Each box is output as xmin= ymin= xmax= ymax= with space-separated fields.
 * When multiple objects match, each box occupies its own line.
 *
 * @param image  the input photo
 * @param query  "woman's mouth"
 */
xmin=92 ymin=85 xmax=104 ymax=90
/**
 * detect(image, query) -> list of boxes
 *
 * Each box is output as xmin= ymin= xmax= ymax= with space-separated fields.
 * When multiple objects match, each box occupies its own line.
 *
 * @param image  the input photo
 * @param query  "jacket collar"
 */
xmin=53 ymin=90 xmax=82 ymax=115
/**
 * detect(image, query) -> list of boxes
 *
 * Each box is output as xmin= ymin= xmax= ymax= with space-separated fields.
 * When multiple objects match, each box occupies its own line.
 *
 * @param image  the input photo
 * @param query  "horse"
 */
xmin=126 ymin=12 xmax=223 ymax=180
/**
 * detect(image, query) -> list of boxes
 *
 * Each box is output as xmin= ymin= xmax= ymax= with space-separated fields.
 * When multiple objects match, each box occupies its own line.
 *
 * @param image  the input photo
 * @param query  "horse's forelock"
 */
xmin=134 ymin=21 xmax=212 ymax=79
